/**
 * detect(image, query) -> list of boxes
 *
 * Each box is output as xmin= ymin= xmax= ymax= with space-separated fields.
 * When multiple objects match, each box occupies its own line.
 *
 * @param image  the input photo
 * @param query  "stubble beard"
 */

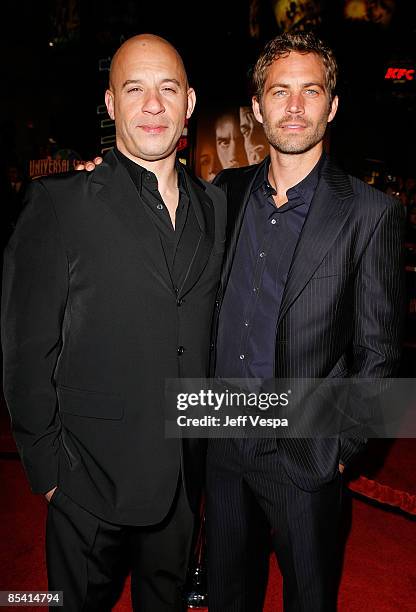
xmin=262 ymin=113 xmax=330 ymax=155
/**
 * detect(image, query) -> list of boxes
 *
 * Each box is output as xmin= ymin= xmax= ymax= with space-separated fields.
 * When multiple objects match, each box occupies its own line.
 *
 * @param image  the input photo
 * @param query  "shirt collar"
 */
xmin=114 ymin=147 xmax=188 ymax=196
xmin=289 ymin=152 xmax=325 ymax=206
xmin=253 ymin=158 xmax=276 ymax=198
xmin=253 ymin=151 xmax=326 ymax=207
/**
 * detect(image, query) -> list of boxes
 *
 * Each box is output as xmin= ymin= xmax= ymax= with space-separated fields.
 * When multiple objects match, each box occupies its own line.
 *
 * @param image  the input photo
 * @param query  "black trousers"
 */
xmin=46 ymin=480 xmax=194 ymax=612
xmin=206 ymin=439 xmax=343 ymax=612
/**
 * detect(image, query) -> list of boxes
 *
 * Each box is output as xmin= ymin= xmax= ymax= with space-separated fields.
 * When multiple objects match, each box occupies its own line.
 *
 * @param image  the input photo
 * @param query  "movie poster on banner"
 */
xmin=194 ymin=106 xmax=269 ymax=182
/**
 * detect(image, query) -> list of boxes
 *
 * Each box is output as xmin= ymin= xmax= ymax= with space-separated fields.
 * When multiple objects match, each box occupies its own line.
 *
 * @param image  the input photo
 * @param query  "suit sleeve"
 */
xmin=1 ymin=180 xmax=69 ymax=493
xmin=340 ymin=198 xmax=405 ymax=465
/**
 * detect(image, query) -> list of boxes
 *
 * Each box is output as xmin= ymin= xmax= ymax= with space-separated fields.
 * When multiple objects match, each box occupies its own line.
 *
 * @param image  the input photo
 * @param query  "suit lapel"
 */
xmin=277 ymin=159 xmax=355 ymax=325
xmin=92 ymin=150 xmax=173 ymax=293
xmin=177 ymin=170 xmax=215 ymax=298
xmin=219 ymin=161 xmax=265 ymax=294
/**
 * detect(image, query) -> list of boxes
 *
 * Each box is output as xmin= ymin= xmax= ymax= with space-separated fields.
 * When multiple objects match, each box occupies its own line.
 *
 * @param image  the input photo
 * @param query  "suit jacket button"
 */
xmin=177 ymin=346 xmax=185 ymax=355
xmin=177 ymin=298 xmax=184 ymax=306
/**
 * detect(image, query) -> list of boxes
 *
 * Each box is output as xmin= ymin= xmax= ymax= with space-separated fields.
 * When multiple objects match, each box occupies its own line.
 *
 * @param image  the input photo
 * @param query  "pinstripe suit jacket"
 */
xmin=211 ymin=156 xmax=405 ymax=491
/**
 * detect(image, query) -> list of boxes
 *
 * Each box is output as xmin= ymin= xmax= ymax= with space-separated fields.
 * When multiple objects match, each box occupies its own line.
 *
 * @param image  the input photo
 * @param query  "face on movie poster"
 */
xmin=343 ymin=0 xmax=396 ymax=26
xmin=195 ymin=106 xmax=269 ymax=182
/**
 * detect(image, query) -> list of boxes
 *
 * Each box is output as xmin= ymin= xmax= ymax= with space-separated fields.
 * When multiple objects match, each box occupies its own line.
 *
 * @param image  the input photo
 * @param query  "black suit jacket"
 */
xmin=211 ymin=156 xmax=404 ymax=490
xmin=2 ymin=150 xmax=226 ymax=525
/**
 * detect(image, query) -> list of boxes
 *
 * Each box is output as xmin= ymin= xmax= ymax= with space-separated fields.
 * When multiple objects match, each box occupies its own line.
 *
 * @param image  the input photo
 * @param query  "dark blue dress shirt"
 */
xmin=216 ymin=154 xmax=324 ymax=380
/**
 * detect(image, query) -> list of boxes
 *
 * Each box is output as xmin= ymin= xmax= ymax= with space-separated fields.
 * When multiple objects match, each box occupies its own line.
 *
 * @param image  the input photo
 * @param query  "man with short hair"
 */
xmin=207 ymin=31 xmax=404 ymax=611
xmin=215 ymin=108 xmax=247 ymax=169
xmin=2 ymin=34 xmax=226 ymax=612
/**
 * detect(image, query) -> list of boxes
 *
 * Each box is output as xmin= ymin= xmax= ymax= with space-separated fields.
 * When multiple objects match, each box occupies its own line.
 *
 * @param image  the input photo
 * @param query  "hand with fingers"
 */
xmin=75 ymin=157 xmax=103 ymax=171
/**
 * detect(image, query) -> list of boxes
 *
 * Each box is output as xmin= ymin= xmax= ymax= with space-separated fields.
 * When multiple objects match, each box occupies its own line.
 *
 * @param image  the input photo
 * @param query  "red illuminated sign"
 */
xmin=385 ymin=67 xmax=415 ymax=81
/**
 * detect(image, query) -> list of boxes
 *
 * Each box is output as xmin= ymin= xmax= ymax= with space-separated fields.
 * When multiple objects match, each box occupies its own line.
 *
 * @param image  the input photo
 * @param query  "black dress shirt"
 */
xmin=115 ymin=147 xmax=199 ymax=291
xmin=216 ymin=154 xmax=325 ymax=380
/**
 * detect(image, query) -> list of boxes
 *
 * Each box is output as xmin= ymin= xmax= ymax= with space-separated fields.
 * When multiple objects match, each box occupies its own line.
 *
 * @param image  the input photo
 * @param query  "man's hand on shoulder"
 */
xmin=75 ymin=157 xmax=103 ymax=172
xmin=45 ymin=486 xmax=57 ymax=502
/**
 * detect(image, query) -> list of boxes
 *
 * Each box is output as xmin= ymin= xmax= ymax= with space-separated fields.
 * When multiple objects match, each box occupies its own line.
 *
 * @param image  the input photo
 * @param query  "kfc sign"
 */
xmin=385 ymin=67 xmax=415 ymax=81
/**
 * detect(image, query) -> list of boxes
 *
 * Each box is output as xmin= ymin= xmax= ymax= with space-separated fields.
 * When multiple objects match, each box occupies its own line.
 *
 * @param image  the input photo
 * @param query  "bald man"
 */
xmin=2 ymin=34 xmax=226 ymax=611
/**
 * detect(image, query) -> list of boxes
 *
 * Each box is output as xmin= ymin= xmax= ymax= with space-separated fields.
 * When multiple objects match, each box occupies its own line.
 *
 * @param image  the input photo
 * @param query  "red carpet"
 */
xmin=1 ymin=458 xmax=415 ymax=611
xmin=349 ymin=439 xmax=416 ymax=515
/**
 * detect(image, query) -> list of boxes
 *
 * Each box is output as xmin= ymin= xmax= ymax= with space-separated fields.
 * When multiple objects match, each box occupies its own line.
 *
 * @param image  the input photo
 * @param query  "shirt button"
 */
xmin=271 ymin=219 xmax=277 ymax=225
xmin=253 ymin=287 xmax=258 ymax=293
xmin=239 ymin=354 xmax=245 ymax=360
xmin=259 ymin=252 xmax=266 ymax=258
xmin=177 ymin=346 xmax=185 ymax=356
xmin=156 ymin=203 xmax=164 ymax=210
xmin=177 ymin=298 xmax=184 ymax=306
xmin=244 ymin=320 xmax=249 ymax=327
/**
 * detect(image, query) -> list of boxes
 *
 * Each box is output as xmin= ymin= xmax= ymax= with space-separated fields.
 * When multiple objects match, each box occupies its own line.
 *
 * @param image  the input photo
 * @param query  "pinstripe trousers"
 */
xmin=206 ymin=438 xmax=343 ymax=612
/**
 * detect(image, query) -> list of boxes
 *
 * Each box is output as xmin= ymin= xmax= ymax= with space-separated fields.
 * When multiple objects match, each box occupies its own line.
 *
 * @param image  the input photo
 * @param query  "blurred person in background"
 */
xmin=215 ymin=108 xmax=247 ymax=169
xmin=239 ymin=105 xmax=268 ymax=165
